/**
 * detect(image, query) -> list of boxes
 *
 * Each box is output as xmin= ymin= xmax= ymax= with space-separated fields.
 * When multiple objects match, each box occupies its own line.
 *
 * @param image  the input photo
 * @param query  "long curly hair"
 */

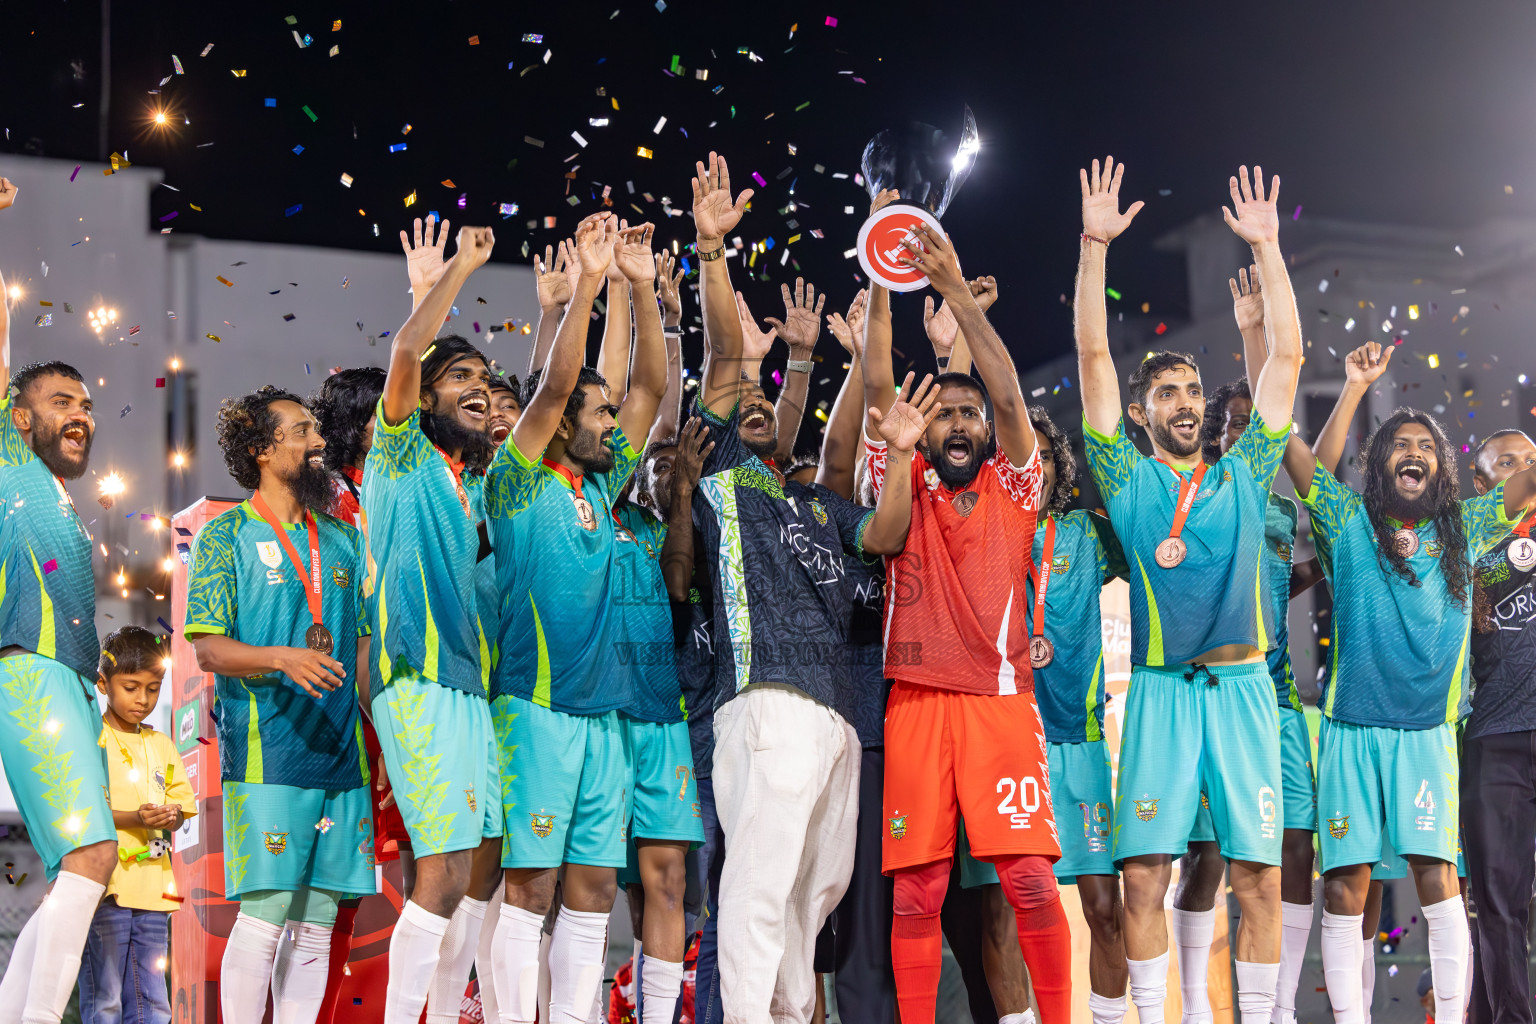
xmin=216 ymin=385 xmax=306 ymax=490
xmin=1027 ymin=407 xmax=1077 ymax=515
xmin=1200 ymin=377 xmax=1252 ymax=465
xmin=1358 ymin=408 xmax=1471 ymax=609
xmin=308 ymin=367 xmax=386 ymax=474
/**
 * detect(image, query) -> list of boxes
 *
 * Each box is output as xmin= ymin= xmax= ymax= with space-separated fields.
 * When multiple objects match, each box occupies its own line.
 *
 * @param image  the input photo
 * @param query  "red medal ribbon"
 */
xmin=1157 ymin=459 xmax=1208 ymax=543
xmin=1030 ymin=516 xmax=1058 ymax=641
xmin=249 ymin=491 xmax=324 ymax=630
xmin=434 ymin=446 xmax=472 ymax=518
xmin=541 ymin=458 xmax=585 ymax=493
xmin=1514 ymin=514 xmax=1534 ymax=539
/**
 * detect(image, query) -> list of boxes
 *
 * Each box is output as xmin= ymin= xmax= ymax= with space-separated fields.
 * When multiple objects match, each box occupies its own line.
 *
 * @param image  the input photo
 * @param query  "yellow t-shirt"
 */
xmin=98 ymin=720 xmax=197 ymax=912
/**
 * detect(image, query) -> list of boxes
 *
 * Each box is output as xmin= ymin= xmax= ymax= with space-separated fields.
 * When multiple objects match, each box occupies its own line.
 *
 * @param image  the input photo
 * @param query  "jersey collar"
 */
xmin=435 ymin=446 xmax=466 ymax=481
xmin=542 ymin=458 xmax=583 ymax=493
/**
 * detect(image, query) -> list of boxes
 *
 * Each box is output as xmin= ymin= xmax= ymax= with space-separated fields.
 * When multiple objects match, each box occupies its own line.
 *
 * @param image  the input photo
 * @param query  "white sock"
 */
xmin=640 ymin=955 xmax=684 ymax=1024
xmin=630 ymin=940 xmax=642 ymax=1018
xmin=220 ymin=912 xmax=284 ymax=1024
xmin=1234 ymin=960 xmax=1278 ymax=1023
xmin=537 ymin=931 xmax=553 ymax=1024
xmin=588 ymin=927 xmax=609 ymax=1024
xmin=1423 ymin=894 xmax=1469 ymax=1023
xmin=1361 ymin=936 xmax=1375 ymax=1023
xmin=0 ymin=900 xmax=43 ymax=1023
xmin=1272 ymin=900 xmax=1312 ymax=1021
xmin=427 ymin=896 xmax=488 ymax=1024
xmin=492 ymin=904 xmax=546 ymax=1024
xmin=548 ymin=906 xmax=609 ymax=1024
xmin=1319 ymin=911 xmax=1364 ymax=1024
xmin=998 ymin=1014 xmax=1035 ymax=1024
xmin=1088 ymin=990 xmax=1127 ymax=1024
xmin=22 ymin=871 xmax=105 ymax=1024
xmin=385 ymin=900 xmax=451 ymax=1024
xmin=1171 ymin=907 xmax=1215 ymax=1021
xmin=475 ymin=891 xmax=503 ymax=1023
xmin=272 ymin=921 xmax=333 ymax=1024
xmin=1127 ymin=952 xmax=1169 ymax=1024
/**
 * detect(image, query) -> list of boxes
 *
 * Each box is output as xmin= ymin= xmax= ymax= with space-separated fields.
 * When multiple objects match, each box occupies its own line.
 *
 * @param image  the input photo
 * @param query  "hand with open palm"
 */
xmin=1079 ymin=156 xmax=1145 ymax=242
xmin=692 ymin=152 xmax=753 ymax=243
xmin=870 ymin=372 xmax=942 ymax=457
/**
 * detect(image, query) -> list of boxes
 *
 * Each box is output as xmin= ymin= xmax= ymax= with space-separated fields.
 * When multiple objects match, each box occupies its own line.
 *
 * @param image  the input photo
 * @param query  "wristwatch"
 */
xmin=786 ymin=358 xmax=813 ymax=374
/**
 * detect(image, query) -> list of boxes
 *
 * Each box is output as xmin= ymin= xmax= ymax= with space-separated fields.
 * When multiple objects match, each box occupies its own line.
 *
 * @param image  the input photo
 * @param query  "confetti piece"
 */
xmin=332 ymin=20 xmax=341 ymax=31
xmin=302 ymin=105 xmax=317 ymax=122
xmin=1105 ymin=287 xmax=1122 ymax=301
xmin=751 ymin=171 xmax=767 ymax=187
xmin=653 ymin=116 xmax=667 ymax=134
xmin=340 ymin=172 xmax=354 ymax=187
xmin=468 ymin=35 xmax=480 ymax=45
xmin=129 ymin=325 xmax=140 ymax=336
xmin=316 ymin=816 xmax=334 ymax=833
xmin=404 ymin=192 xmax=417 ymax=208
xmin=283 ymin=314 xmax=296 ymax=322
xmin=637 ymin=146 xmax=653 ymax=159
xmin=522 ymin=33 xmax=543 ymax=43
xmin=42 ymin=559 xmax=56 ymax=575
xmin=231 ymin=69 xmax=247 ymax=77
xmin=216 ymin=275 xmax=234 ymax=287
xmin=197 ymin=736 xmax=211 ymax=745
xmin=825 ymin=15 xmax=838 ymax=25
xmin=205 ymin=333 xmax=221 ymax=342
xmin=1292 ymin=205 xmax=1302 ymax=221
xmin=327 ymin=44 xmax=339 ymax=57
xmin=571 ymin=131 xmax=587 ymax=148
xmin=70 ymin=165 xmax=80 ymax=182
xmin=154 ymin=378 xmax=165 ymax=387
xmin=172 ymin=54 xmax=184 ymax=75
xmin=524 ymin=136 xmax=544 ymax=148
xmin=200 ymin=43 xmax=214 ymax=56
xmin=158 ymin=211 xmax=179 ymax=222
xmin=285 ymin=204 xmax=302 ymax=217
xmin=34 ymin=314 xmax=52 ymax=327
xmin=499 ymin=202 xmax=518 ymax=216
xmin=1387 ymin=964 xmax=1398 ymax=977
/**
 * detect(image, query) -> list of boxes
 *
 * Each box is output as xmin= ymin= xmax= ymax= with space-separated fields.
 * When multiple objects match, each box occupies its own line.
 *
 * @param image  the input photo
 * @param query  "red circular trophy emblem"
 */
xmin=856 ymin=204 xmax=946 ymax=293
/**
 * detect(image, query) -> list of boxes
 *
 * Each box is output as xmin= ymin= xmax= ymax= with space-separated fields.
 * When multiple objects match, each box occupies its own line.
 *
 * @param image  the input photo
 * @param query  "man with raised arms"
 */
xmin=0 ymin=177 xmax=120 ymax=1024
xmin=1281 ymin=350 xmax=1536 ymax=1023
xmin=1074 ymin=158 xmax=1303 ymax=1023
xmin=185 ymin=385 xmax=375 ymax=1024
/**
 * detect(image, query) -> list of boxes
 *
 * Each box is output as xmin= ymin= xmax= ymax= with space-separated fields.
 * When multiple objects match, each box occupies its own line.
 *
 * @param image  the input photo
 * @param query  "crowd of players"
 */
xmin=0 ymin=149 xmax=1534 ymax=1024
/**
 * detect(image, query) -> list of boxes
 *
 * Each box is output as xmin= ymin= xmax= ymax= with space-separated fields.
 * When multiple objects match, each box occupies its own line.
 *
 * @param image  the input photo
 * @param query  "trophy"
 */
xmin=856 ymin=106 xmax=980 ymax=292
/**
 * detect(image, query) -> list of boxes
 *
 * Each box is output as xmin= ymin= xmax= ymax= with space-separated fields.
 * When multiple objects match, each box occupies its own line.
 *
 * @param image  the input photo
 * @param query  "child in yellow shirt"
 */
xmin=78 ymin=626 xmax=197 ymax=1024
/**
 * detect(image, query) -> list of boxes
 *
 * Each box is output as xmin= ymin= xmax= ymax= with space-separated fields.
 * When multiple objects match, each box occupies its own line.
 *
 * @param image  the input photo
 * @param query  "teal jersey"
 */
xmin=1085 ymin=413 xmax=1287 ymax=666
xmin=1302 ymin=465 xmax=1517 ymax=729
xmin=464 ymin=473 xmax=500 ymax=669
xmin=360 ymin=403 xmax=489 ymax=702
xmin=183 ymin=502 xmax=370 ymax=788
xmin=1265 ymin=494 xmax=1301 ymax=710
xmin=0 ymin=392 xmax=98 ymax=677
xmin=613 ymin=503 xmax=682 ymax=724
xmin=1025 ymin=510 xmax=1116 ymax=744
xmin=485 ymin=427 xmax=642 ymax=713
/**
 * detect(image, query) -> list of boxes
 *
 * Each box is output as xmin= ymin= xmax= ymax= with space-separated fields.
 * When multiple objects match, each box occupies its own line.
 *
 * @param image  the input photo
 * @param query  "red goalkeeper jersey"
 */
xmin=865 ymin=437 xmax=1043 ymax=695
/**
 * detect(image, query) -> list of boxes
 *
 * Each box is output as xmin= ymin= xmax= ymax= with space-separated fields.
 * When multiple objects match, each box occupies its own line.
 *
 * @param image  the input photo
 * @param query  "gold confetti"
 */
xmin=636 ymin=146 xmax=653 ymax=159
xmin=404 ymin=191 xmax=417 ymax=207
xmin=205 ymin=333 xmax=221 ymax=342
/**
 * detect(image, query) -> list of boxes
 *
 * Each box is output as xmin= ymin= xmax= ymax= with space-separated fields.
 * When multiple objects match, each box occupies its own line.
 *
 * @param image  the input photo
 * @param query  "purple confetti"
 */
xmin=158 ymin=211 xmax=178 ymax=222
xmin=41 ymin=559 xmax=57 ymax=575
xmin=751 ymin=171 xmax=767 ymax=187
xmin=69 ymin=165 xmax=81 ymax=182
xmin=1292 ymin=205 xmax=1302 ymax=221
xmin=771 ymin=370 xmax=783 ymax=386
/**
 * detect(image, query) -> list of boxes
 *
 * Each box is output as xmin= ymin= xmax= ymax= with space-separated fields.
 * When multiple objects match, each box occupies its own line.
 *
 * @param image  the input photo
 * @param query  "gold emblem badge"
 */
xmin=465 ymin=788 xmax=477 ymax=813
xmin=811 ymin=501 xmax=829 ymax=526
xmin=263 ymin=831 xmax=289 ymax=855
xmin=530 ymin=813 xmax=555 ymax=838
xmin=1134 ymin=799 xmax=1159 ymax=822
xmin=1327 ymin=816 xmax=1350 ymax=839
xmin=888 ymin=815 xmax=908 ymax=839
xmin=332 ymin=566 xmax=351 ymax=588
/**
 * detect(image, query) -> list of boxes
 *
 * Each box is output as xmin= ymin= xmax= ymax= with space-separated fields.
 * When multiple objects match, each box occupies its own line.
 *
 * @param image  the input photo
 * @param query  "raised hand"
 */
xmin=1344 ymin=340 xmax=1393 ymax=386
xmin=763 ymin=277 xmax=825 ymax=354
xmin=895 ymin=224 xmax=965 ymax=298
xmin=870 ymin=188 xmax=901 ymax=217
xmin=1222 ymin=165 xmax=1281 ymax=245
xmin=869 ymin=372 xmax=942 ymax=456
xmin=969 ymin=276 xmax=999 ymax=312
xmin=826 ymin=289 xmax=868 ymax=356
xmin=614 ymin=222 xmax=658 ymax=284
xmin=692 ymin=152 xmax=753 ymax=242
xmin=674 ymin=416 xmax=715 ymax=494
xmin=453 ymin=226 xmax=496 ymax=274
xmin=735 ymin=291 xmax=778 ymax=361
xmin=0 ymin=177 xmax=17 ymax=212
xmin=655 ymin=250 xmax=686 ymax=325
xmin=573 ymin=214 xmax=618 ymax=280
xmin=1229 ymin=264 xmax=1264 ymax=333
xmin=535 ymin=243 xmax=573 ymax=308
xmin=400 ymin=214 xmax=452 ymax=295
xmin=924 ymin=296 xmax=960 ymax=355
xmin=1079 ymin=156 xmax=1145 ymax=242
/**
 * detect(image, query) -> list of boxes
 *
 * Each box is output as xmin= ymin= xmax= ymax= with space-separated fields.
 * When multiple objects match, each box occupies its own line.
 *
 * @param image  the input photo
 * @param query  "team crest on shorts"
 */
xmin=332 ymin=566 xmax=351 ymax=588
xmin=465 ymin=788 xmax=477 ymax=813
xmin=888 ymin=815 xmax=908 ymax=840
xmin=530 ymin=813 xmax=556 ymax=838
xmin=1275 ymin=541 xmax=1293 ymax=561
xmin=263 ymin=831 xmax=289 ymax=855
xmin=1327 ymin=816 xmax=1350 ymax=839
xmin=1134 ymin=799 xmax=1158 ymax=822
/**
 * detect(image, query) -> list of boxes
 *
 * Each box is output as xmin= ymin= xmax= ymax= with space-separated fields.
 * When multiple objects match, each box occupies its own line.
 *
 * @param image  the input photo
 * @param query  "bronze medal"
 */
xmin=1391 ymin=527 xmax=1420 ymax=558
xmin=952 ymin=491 xmax=978 ymax=518
xmin=1509 ymin=536 xmax=1536 ymax=572
xmin=305 ymin=623 xmax=334 ymax=655
xmin=572 ymin=493 xmax=597 ymax=532
xmin=1155 ymin=536 xmax=1187 ymax=569
xmin=1029 ymin=636 xmax=1055 ymax=670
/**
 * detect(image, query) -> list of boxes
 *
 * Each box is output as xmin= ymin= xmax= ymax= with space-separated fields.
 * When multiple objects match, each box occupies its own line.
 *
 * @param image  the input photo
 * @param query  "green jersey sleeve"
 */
xmin=485 ymin=435 xmax=548 ymax=518
xmin=1462 ymin=480 xmax=1519 ymax=560
xmin=184 ymin=512 xmax=240 ymax=636
xmin=369 ymin=399 xmax=436 ymax=477
xmin=1083 ymin=416 xmax=1140 ymax=502
xmin=0 ymin=393 xmax=35 ymax=468
xmin=1228 ymin=410 xmax=1290 ymax=489
xmin=1298 ymin=462 xmax=1363 ymax=577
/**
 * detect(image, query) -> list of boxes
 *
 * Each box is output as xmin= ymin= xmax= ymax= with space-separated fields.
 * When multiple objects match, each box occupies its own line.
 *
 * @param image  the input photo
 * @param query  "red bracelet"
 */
xmin=1081 ymin=233 xmax=1109 ymax=246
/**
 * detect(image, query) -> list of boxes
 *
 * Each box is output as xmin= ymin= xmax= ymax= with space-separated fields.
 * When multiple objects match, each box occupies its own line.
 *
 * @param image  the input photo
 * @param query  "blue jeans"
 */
xmin=78 ymin=901 xmax=171 ymax=1024
xmin=690 ymin=776 xmax=725 ymax=1024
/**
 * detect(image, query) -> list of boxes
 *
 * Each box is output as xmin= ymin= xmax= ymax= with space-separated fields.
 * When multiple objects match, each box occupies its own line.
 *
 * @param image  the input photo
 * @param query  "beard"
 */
xmin=422 ymin=411 xmax=497 ymax=472
xmin=568 ymin=425 xmax=616 ymax=474
xmin=1382 ymin=481 xmax=1440 ymax=524
xmin=1148 ymin=413 xmax=1203 ymax=460
xmin=741 ymin=428 xmax=778 ymax=461
xmin=284 ymin=457 xmax=342 ymax=516
xmin=928 ymin=434 xmax=996 ymax=490
xmin=31 ymin=419 xmax=93 ymax=480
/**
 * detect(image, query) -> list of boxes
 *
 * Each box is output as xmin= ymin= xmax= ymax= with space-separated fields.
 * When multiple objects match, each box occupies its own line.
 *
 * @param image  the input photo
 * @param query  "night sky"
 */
xmin=6 ymin=0 xmax=1536 ymax=396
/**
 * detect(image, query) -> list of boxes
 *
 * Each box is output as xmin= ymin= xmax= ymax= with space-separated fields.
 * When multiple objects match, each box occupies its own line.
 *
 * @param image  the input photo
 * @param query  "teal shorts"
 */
xmin=494 ymin=695 xmax=631 ymax=869
xmin=1316 ymin=718 xmax=1458 ymax=873
xmin=624 ymin=716 xmax=704 ymax=845
xmin=1114 ymin=662 xmax=1282 ymax=866
xmin=0 ymin=653 xmax=115 ymax=879
xmin=371 ymin=672 xmax=501 ymax=857
xmin=1190 ymin=705 xmax=1316 ymax=842
xmin=222 ymin=781 xmax=377 ymax=899
xmin=1372 ymin=828 xmax=1469 ymax=881
xmin=1047 ymin=740 xmax=1116 ymax=882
